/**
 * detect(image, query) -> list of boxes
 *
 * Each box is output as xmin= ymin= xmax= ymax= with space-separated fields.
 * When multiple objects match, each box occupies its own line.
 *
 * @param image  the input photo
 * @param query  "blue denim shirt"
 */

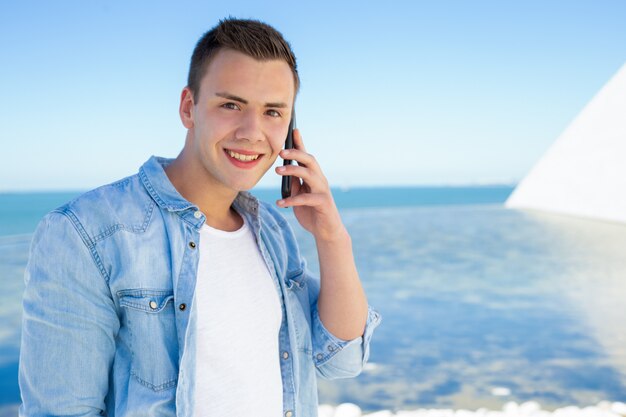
xmin=19 ymin=156 xmax=382 ymax=417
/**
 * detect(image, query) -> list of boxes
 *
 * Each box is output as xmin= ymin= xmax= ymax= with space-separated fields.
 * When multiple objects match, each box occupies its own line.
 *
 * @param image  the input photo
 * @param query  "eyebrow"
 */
xmin=215 ymin=92 xmax=288 ymax=108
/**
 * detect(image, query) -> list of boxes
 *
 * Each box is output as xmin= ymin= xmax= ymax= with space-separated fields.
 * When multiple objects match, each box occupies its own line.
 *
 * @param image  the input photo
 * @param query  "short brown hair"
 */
xmin=187 ymin=18 xmax=299 ymax=103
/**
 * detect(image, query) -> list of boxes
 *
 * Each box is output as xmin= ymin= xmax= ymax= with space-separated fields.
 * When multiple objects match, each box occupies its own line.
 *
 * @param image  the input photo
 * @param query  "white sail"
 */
xmin=505 ymin=63 xmax=626 ymax=224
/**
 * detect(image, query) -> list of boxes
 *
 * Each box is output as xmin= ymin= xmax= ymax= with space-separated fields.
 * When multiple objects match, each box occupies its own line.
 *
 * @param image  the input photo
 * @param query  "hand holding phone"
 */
xmin=281 ymin=111 xmax=296 ymax=200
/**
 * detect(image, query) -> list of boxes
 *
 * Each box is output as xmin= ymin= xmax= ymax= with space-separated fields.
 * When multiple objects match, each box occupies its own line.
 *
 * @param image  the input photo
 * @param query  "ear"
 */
xmin=179 ymin=87 xmax=195 ymax=129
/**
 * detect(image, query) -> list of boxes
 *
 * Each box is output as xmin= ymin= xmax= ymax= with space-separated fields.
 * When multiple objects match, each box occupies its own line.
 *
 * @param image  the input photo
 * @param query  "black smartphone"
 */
xmin=281 ymin=111 xmax=296 ymax=200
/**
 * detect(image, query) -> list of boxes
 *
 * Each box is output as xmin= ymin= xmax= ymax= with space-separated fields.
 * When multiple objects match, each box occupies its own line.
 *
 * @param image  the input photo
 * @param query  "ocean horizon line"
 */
xmin=0 ymin=184 xmax=517 ymax=195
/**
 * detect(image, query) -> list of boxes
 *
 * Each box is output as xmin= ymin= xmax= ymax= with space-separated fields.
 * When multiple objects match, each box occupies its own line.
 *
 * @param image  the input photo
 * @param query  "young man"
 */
xmin=19 ymin=18 xmax=381 ymax=417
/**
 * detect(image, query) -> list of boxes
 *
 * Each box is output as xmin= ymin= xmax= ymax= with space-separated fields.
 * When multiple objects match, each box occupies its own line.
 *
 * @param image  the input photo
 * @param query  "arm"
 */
xmin=316 ymin=228 xmax=368 ymax=341
xmin=275 ymin=129 xmax=382 ymax=379
xmin=19 ymin=210 xmax=119 ymax=416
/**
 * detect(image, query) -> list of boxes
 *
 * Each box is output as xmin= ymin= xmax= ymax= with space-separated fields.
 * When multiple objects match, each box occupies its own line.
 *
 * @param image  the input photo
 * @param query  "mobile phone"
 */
xmin=281 ymin=111 xmax=296 ymax=200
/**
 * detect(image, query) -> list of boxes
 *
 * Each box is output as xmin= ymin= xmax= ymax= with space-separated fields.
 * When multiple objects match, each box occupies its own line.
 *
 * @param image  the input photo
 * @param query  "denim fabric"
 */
xmin=19 ymin=155 xmax=382 ymax=417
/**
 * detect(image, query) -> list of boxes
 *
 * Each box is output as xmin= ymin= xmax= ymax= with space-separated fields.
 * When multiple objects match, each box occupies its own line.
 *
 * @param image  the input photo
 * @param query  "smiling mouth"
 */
xmin=225 ymin=149 xmax=262 ymax=162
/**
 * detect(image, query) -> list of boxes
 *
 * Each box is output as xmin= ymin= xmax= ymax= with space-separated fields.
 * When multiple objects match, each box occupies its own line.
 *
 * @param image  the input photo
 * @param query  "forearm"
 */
xmin=316 ymin=227 xmax=368 ymax=341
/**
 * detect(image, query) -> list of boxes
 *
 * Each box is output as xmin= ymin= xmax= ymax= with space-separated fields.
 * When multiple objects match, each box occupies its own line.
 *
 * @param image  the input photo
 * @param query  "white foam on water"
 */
xmin=320 ymin=401 xmax=626 ymax=417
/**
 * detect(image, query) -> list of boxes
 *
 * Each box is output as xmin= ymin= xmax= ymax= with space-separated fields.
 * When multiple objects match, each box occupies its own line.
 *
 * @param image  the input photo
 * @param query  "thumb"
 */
xmin=290 ymin=176 xmax=302 ymax=196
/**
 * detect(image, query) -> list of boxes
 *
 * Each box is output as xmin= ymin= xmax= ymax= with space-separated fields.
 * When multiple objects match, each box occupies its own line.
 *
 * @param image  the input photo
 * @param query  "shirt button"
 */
xmin=316 ymin=353 xmax=324 ymax=360
xmin=282 ymin=351 xmax=289 ymax=360
xmin=285 ymin=411 xmax=293 ymax=417
xmin=149 ymin=301 xmax=158 ymax=310
xmin=328 ymin=345 xmax=335 ymax=352
xmin=189 ymin=241 xmax=196 ymax=249
xmin=179 ymin=303 xmax=187 ymax=311
xmin=194 ymin=210 xmax=202 ymax=219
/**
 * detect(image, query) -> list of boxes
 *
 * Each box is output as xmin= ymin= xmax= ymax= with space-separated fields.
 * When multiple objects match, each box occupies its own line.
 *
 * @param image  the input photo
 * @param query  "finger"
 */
xmin=275 ymin=164 xmax=327 ymax=191
xmin=278 ymin=192 xmax=327 ymax=208
xmin=293 ymin=128 xmax=307 ymax=153
xmin=279 ymin=148 xmax=317 ymax=169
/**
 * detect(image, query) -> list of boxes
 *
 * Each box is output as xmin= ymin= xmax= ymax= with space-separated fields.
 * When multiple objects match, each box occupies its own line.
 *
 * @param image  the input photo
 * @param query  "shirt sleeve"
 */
xmin=259 ymin=200 xmax=383 ymax=380
xmin=304 ymin=265 xmax=383 ymax=380
xmin=312 ymin=300 xmax=382 ymax=380
xmin=19 ymin=210 xmax=119 ymax=416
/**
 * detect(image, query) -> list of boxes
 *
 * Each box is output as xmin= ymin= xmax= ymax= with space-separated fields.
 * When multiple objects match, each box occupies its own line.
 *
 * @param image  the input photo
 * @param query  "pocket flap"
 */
xmin=118 ymin=289 xmax=174 ymax=313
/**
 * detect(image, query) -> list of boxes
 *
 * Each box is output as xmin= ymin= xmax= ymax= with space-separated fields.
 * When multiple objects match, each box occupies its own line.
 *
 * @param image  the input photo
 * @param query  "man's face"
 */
xmin=183 ymin=48 xmax=295 ymax=194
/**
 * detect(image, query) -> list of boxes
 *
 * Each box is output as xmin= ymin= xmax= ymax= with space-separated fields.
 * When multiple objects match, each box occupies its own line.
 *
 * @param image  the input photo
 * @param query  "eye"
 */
xmin=266 ymin=109 xmax=281 ymax=118
xmin=221 ymin=102 xmax=240 ymax=110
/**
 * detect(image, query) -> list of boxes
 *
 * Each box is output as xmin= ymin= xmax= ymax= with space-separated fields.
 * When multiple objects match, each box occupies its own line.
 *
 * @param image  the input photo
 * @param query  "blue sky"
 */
xmin=1 ymin=0 xmax=625 ymax=191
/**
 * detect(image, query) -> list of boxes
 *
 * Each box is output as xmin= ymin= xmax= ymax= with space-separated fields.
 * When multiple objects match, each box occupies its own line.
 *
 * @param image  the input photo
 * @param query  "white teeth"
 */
xmin=227 ymin=150 xmax=260 ymax=162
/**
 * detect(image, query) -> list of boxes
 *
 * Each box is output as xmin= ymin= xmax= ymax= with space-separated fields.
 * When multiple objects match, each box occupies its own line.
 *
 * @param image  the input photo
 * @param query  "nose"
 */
xmin=234 ymin=110 xmax=264 ymax=143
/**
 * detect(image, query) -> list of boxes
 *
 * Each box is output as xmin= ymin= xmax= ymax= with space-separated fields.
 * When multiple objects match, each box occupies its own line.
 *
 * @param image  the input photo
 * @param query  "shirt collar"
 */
xmin=138 ymin=155 xmax=260 ymax=220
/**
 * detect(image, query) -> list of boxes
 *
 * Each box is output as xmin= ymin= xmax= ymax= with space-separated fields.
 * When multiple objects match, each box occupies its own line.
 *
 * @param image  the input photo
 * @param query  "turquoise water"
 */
xmin=3 ymin=186 xmax=626 ymax=413
xmin=0 ymin=186 xmax=513 ymax=237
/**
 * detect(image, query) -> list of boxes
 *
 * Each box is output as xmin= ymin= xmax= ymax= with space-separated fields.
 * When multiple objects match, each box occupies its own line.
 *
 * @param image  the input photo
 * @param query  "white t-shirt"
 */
xmin=193 ymin=214 xmax=283 ymax=417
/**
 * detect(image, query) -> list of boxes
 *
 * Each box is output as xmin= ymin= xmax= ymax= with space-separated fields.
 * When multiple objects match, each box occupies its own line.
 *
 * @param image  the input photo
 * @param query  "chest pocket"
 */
xmin=118 ymin=288 xmax=178 ymax=391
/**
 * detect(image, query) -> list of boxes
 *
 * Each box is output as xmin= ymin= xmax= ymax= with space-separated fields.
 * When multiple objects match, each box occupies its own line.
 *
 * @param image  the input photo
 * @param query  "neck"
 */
xmin=164 ymin=149 xmax=243 ymax=232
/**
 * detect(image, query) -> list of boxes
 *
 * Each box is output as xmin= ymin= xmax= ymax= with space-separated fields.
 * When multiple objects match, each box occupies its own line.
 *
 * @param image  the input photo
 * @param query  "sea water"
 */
xmin=1 ymin=186 xmax=626 ymax=414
